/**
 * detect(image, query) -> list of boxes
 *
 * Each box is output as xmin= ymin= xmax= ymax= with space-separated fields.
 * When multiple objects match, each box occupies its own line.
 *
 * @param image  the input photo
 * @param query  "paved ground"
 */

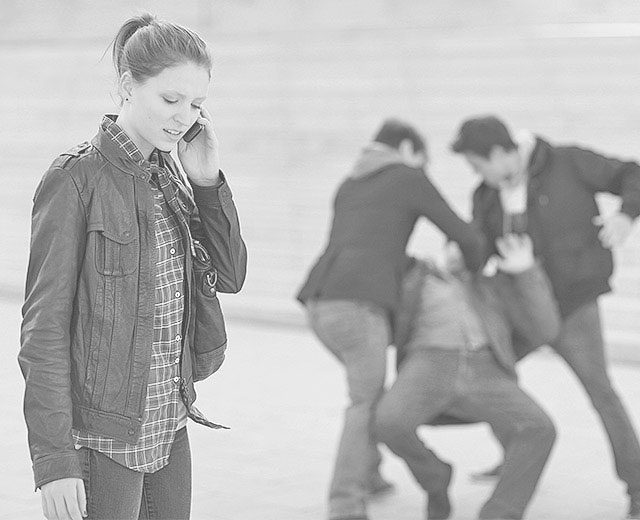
xmin=3 ymin=296 xmax=640 ymax=520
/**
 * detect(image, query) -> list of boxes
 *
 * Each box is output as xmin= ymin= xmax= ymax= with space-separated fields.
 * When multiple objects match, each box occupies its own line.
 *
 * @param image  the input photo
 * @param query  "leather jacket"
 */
xmin=19 ymin=126 xmax=247 ymax=489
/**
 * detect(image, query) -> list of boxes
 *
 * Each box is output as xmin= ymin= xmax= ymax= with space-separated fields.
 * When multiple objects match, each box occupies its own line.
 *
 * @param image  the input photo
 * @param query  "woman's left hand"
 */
xmin=177 ymin=106 xmax=221 ymax=186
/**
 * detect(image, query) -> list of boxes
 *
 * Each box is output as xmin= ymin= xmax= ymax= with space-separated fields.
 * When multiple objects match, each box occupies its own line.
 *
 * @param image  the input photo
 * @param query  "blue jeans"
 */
xmin=79 ymin=426 xmax=191 ymax=519
xmin=375 ymin=348 xmax=556 ymax=520
xmin=307 ymin=299 xmax=390 ymax=519
xmin=552 ymin=300 xmax=640 ymax=495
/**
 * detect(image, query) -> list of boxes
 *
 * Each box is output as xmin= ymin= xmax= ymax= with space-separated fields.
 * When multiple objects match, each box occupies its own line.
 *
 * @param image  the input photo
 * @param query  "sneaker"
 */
xmin=470 ymin=462 xmax=503 ymax=483
xmin=427 ymin=463 xmax=453 ymax=520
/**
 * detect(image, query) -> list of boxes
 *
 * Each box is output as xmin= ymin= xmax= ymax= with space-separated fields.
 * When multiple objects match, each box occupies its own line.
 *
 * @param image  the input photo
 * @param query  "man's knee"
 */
xmin=374 ymin=404 xmax=410 ymax=447
xmin=522 ymin=412 xmax=556 ymax=450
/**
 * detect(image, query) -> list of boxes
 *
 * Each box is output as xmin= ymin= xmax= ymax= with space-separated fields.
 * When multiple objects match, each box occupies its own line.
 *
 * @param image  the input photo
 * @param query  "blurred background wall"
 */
xmin=2 ymin=0 xmax=640 ymax=360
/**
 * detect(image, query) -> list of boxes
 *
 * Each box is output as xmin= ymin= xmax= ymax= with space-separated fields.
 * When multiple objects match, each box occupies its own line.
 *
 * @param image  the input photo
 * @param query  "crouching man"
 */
xmin=375 ymin=234 xmax=560 ymax=520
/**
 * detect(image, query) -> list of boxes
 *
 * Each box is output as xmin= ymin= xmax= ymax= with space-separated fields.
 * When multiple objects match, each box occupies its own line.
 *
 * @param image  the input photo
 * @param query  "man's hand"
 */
xmin=495 ymin=234 xmax=535 ymax=274
xmin=443 ymin=241 xmax=466 ymax=276
xmin=593 ymin=212 xmax=634 ymax=249
xmin=41 ymin=477 xmax=86 ymax=520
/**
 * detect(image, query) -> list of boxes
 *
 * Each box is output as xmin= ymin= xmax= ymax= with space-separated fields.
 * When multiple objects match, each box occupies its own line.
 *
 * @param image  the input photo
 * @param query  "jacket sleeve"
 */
xmin=189 ymin=171 xmax=247 ymax=293
xmin=392 ymin=258 xmax=422 ymax=350
xmin=472 ymin=185 xmax=500 ymax=259
xmin=407 ymin=169 xmax=487 ymax=272
xmin=493 ymin=263 xmax=561 ymax=353
xmin=18 ymin=167 xmax=86 ymax=489
xmin=568 ymin=146 xmax=640 ymax=219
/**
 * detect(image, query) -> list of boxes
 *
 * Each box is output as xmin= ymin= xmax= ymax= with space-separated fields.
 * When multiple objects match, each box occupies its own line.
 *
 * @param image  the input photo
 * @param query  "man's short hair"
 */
xmin=450 ymin=115 xmax=517 ymax=158
xmin=373 ymin=118 xmax=425 ymax=153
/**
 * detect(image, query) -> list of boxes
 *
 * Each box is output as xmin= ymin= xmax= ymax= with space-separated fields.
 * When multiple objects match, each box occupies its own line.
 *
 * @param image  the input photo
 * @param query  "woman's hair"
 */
xmin=111 ymin=13 xmax=212 ymax=82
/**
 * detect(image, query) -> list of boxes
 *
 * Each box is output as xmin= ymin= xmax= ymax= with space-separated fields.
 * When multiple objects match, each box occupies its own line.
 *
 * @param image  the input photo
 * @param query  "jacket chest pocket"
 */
xmin=94 ymin=228 xmax=139 ymax=276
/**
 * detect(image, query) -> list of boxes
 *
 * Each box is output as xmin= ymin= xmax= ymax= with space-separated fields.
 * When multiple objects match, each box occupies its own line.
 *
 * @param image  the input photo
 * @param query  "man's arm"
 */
xmin=570 ymin=146 xmax=640 ymax=248
xmin=472 ymin=184 xmax=500 ymax=261
xmin=493 ymin=235 xmax=561 ymax=349
xmin=408 ymin=169 xmax=488 ymax=272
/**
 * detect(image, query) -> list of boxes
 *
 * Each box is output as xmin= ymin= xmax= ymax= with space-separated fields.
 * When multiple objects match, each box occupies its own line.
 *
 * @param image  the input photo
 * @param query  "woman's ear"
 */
xmin=117 ymin=71 xmax=134 ymax=104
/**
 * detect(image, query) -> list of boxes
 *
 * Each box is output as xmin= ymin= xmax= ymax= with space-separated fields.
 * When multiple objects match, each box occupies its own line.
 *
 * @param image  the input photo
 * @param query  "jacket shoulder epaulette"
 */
xmin=51 ymin=141 xmax=93 ymax=170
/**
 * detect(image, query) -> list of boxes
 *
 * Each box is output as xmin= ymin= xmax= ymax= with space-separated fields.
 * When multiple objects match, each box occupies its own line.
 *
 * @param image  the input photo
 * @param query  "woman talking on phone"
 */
xmin=18 ymin=13 xmax=247 ymax=520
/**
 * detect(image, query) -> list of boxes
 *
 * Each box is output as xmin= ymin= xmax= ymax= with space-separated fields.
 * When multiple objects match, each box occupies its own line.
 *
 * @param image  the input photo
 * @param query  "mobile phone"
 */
xmin=183 ymin=122 xmax=204 ymax=143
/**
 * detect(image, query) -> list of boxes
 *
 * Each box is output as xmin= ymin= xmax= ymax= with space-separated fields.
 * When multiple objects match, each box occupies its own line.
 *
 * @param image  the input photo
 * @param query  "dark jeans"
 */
xmin=79 ymin=426 xmax=192 ymax=519
xmin=375 ymin=348 xmax=556 ymax=520
xmin=553 ymin=300 xmax=640 ymax=494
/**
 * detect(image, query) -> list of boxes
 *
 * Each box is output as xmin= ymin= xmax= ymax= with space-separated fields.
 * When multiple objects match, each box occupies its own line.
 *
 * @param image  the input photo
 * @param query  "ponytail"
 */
xmin=110 ymin=12 xmax=212 ymax=82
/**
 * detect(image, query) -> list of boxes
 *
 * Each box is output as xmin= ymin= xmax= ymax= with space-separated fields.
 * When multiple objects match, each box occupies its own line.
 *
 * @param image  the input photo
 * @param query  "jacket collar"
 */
xmin=91 ymin=119 xmax=172 ymax=181
xmin=527 ymin=137 xmax=552 ymax=179
xmin=348 ymin=142 xmax=406 ymax=179
xmin=476 ymin=136 xmax=552 ymax=195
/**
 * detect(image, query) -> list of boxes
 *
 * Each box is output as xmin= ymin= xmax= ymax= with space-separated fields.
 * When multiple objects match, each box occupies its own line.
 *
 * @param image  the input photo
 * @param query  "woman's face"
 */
xmin=118 ymin=62 xmax=210 ymax=158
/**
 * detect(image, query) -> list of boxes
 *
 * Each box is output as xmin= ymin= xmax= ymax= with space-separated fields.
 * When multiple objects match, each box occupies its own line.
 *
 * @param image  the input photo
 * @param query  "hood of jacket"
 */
xmin=348 ymin=142 xmax=406 ymax=179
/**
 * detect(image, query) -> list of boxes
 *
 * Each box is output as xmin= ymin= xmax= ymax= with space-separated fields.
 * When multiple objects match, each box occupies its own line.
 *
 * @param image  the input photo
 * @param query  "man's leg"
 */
xmin=553 ymin=300 xmax=640 ymax=513
xmin=450 ymin=350 xmax=556 ymax=520
xmin=307 ymin=299 xmax=389 ymax=520
xmin=366 ymin=447 xmax=395 ymax=498
xmin=375 ymin=349 xmax=459 ymax=518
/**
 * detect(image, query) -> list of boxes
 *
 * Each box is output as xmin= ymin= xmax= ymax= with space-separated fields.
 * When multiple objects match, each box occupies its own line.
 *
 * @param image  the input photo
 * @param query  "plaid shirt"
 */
xmin=73 ymin=115 xmax=190 ymax=472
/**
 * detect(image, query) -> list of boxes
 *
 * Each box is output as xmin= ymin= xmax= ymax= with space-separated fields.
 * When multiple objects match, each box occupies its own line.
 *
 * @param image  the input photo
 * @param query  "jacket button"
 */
xmin=538 ymin=195 xmax=549 ymax=206
xmin=127 ymin=429 xmax=135 ymax=436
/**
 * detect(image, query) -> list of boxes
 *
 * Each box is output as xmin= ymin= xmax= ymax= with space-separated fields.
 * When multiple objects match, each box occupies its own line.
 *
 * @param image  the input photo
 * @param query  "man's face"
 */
xmin=463 ymin=147 xmax=517 ymax=188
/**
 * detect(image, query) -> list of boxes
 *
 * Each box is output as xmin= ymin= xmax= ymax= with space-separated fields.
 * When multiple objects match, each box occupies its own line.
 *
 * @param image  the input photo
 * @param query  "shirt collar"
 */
xmin=101 ymin=114 xmax=160 ymax=168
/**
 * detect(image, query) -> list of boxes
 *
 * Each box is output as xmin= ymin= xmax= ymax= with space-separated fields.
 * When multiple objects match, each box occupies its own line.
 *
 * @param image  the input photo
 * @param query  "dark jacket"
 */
xmin=473 ymin=137 xmax=640 ymax=316
xmin=297 ymin=146 xmax=486 ymax=320
xmin=394 ymin=259 xmax=561 ymax=377
xmin=19 ymin=128 xmax=247 ymax=489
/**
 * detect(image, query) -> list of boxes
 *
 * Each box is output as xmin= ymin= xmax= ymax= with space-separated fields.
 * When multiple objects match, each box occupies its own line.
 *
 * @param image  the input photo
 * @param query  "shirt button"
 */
xmin=175 ymin=334 xmax=182 ymax=342
xmin=174 ymin=357 xmax=180 ymax=364
xmin=175 ymin=291 xmax=181 ymax=298
xmin=170 ymin=247 xmax=176 ymax=255
xmin=173 ymin=377 xmax=180 ymax=383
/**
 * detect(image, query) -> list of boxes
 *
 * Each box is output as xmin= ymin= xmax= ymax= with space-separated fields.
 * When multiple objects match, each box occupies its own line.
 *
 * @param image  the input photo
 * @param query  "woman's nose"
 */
xmin=174 ymin=104 xmax=193 ymax=127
